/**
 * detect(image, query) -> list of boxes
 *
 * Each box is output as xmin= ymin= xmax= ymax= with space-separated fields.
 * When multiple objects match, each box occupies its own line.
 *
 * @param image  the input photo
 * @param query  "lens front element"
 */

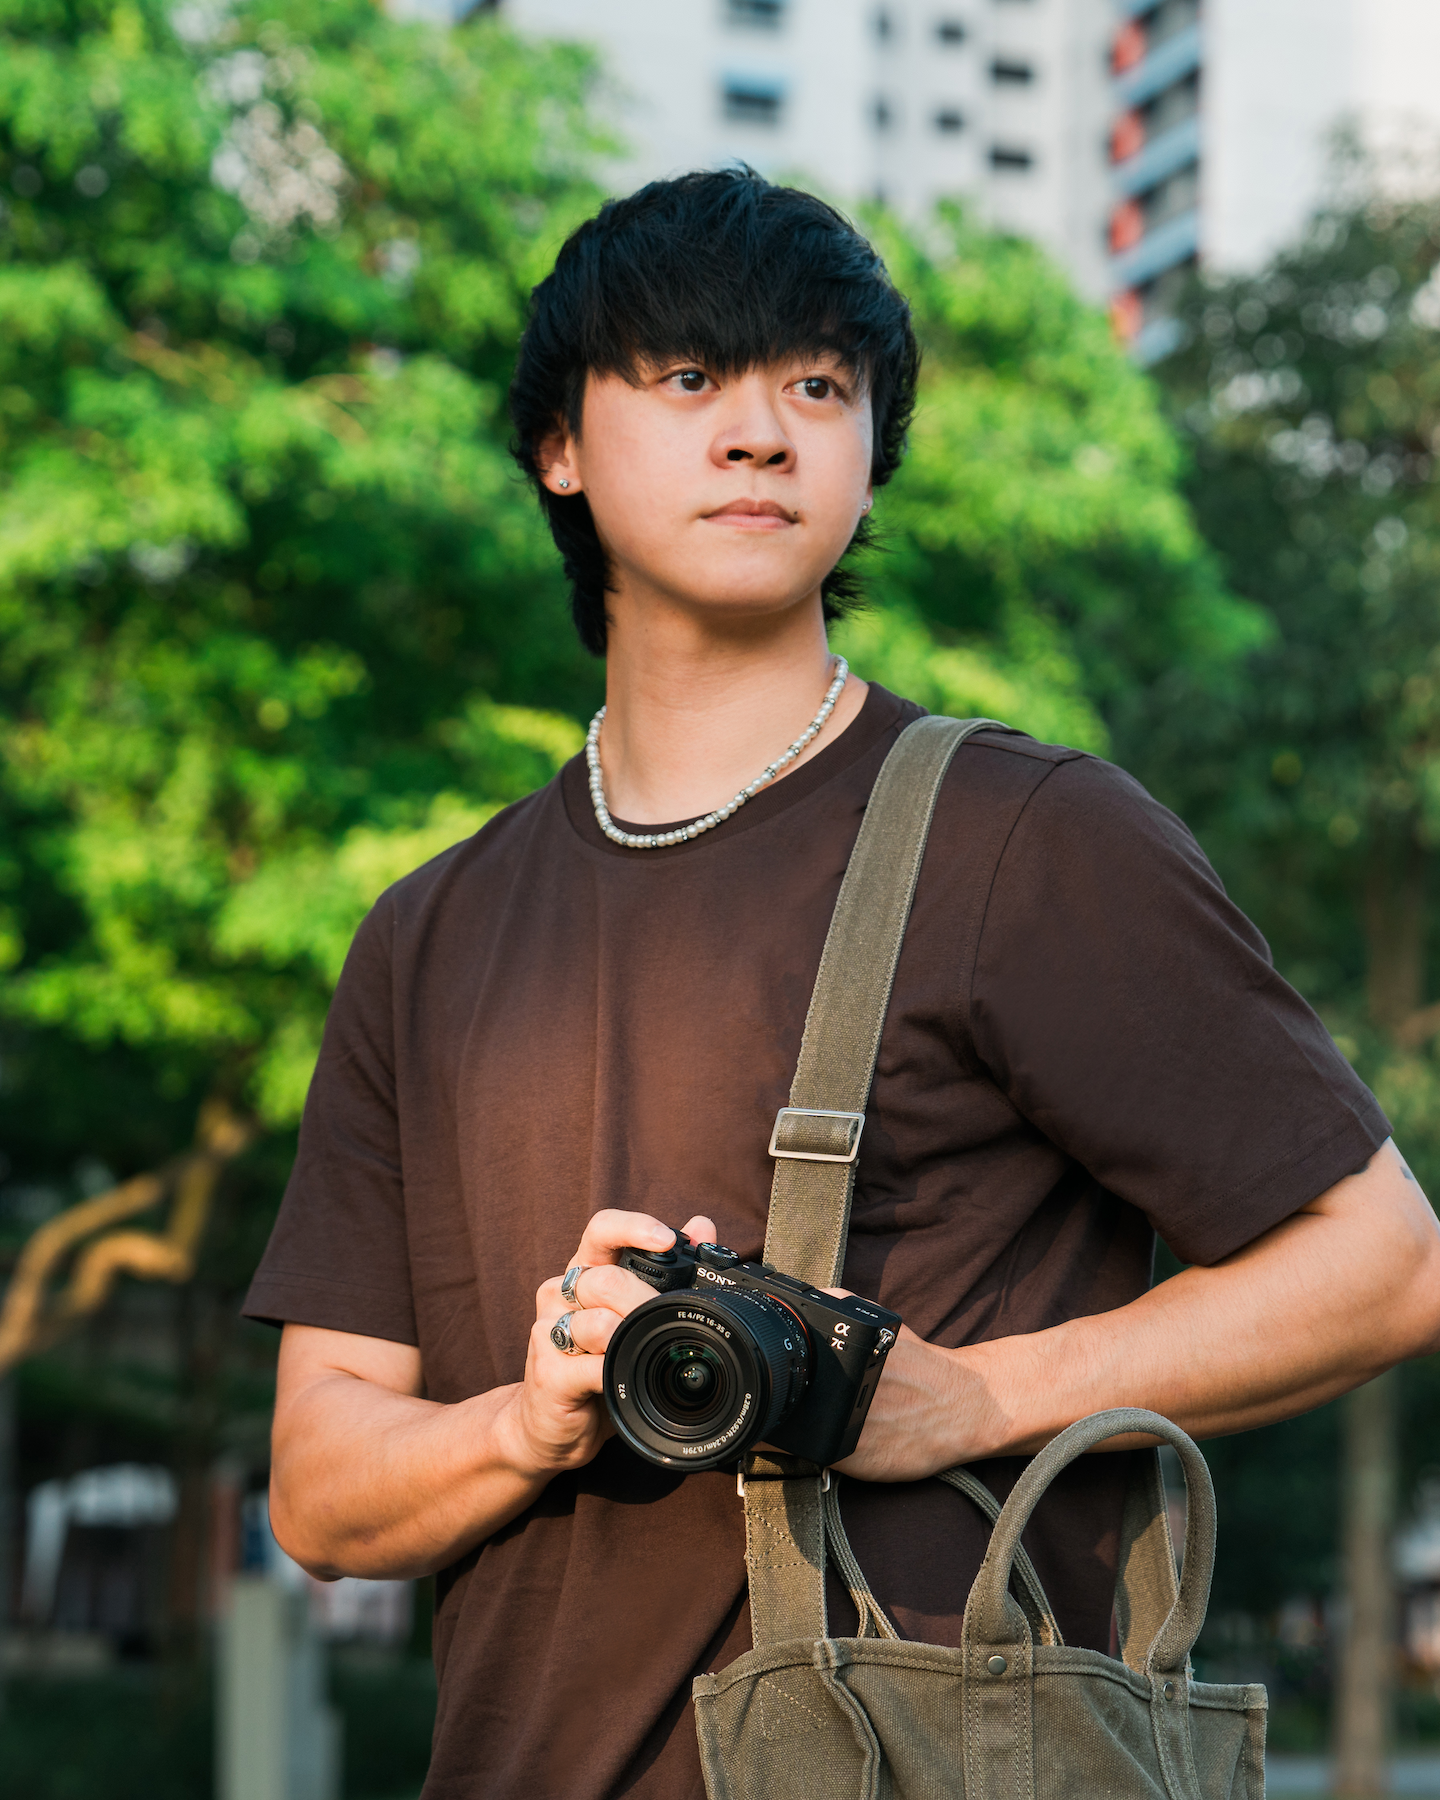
xmin=653 ymin=1341 xmax=727 ymax=1420
xmin=604 ymin=1287 xmax=809 ymax=1470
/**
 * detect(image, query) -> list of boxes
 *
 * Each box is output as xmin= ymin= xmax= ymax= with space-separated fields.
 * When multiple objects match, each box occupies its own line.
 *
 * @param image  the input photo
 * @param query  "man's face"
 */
xmin=540 ymin=355 xmax=875 ymax=628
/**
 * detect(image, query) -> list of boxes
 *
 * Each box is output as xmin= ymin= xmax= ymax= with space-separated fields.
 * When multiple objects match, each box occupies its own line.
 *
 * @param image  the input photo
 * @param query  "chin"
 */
xmin=675 ymin=555 xmax=840 ymax=614
xmin=678 ymin=581 xmax=820 ymax=621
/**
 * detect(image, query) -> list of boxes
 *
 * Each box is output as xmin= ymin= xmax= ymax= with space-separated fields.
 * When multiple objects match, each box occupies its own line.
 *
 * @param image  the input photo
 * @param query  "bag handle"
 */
xmin=961 ymin=1408 xmax=1216 ymax=1677
xmin=1116 ymin=1446 xmax=1184 ymax=1674
xmin=938 ymin=1469 xmax=1065 ymax=1649
xmin=743 ymin=716 xmax=1009 ymax=1649
xmin=820 ymin=1469 xmax=1065 ymax=1646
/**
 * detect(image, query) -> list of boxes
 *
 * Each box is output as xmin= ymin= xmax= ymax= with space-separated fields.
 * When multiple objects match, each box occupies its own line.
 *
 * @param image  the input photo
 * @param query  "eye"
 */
xmin=800 ymin=376 xmax=835 ymax=400
xmin=673 ymin=369 xmax=708 ymax=392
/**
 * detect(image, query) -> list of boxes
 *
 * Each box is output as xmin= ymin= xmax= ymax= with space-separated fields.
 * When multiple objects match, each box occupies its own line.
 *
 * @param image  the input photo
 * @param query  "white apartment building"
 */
xmin=482 ymin=0 xmax=1116 ymax=302
xmin=401 ymin=1 xmax=1440 ymax=357
xmin=1110 ymin=0 xmax=1440 ymax=358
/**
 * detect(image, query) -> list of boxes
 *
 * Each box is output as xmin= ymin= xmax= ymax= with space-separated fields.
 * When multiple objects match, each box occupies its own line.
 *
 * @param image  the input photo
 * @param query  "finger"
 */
xmin=574 ymin=1209 xmax=678 ymax=1267
xmin=568 ymin=1261 xmax=671 ymax=1318
xmin=527 ymin=1309 xmax=618 ymax=1392
xmin=527 ymin=1316 xmax=606 ymax=1402
xmin=545 ymin=1304 xmax=623 ymax=1359
xmin=680 ymin=1215 xmax=717 ymax=1245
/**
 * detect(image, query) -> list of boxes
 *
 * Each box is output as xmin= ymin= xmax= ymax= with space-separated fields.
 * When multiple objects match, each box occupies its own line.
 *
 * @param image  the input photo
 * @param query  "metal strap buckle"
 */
xmin=768 ymin=1106 xmax=865 ymax=1164
xmin=737 ymin=1468 xmax=831 ymax=1497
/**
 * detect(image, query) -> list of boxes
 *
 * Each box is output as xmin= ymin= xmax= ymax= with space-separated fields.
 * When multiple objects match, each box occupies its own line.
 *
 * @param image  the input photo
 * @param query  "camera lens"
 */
xmin=655 ymin=1343 xmax=724 ymax=1416
xmin=603 ymin=1287 xmax=810 ymax=1470
xmin=629 ymin=1331 xmax=737 ymax=1444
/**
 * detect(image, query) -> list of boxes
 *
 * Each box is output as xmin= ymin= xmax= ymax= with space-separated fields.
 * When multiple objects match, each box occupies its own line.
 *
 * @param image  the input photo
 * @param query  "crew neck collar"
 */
xmin=560 ymin=682 xmax=913 ymax=857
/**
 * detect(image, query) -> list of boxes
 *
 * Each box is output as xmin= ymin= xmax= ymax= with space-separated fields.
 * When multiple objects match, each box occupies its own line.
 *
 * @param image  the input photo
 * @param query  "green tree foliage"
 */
xmin=1150 ymin=190 xmax=1440 ymax=1189
xmin=1144 ymin=188 xmax=1440 ymax=1632
xmin=0 ymin=0 xmax=603 ymax=1178
xmin=841 ymin=206 xmax=1264 ymax=754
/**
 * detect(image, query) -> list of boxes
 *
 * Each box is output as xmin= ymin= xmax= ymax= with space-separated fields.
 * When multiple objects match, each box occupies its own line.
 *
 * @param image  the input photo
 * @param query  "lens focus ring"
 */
xmin=602 ymin=1286 xmax=810 ymax=1471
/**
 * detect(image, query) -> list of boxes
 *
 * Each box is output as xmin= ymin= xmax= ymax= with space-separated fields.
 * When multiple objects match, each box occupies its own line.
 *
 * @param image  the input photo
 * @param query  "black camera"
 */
xmin=602 ymin=1230 xmax=901 ymax=1472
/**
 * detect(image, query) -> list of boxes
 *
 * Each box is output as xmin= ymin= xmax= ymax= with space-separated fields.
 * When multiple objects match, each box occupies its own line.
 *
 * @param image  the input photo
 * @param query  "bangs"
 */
xmin=559 ymin=185 xmax=891 ymax=419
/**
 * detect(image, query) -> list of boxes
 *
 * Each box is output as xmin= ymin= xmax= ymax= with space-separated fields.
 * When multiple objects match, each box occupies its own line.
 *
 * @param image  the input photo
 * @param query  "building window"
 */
xmin=726 ymin=0 xmax=786 ymax=25
xmin=989 ymin=144 xmax=1033 ymax=169
xmin=934 ymin=108 xmax=966 ymax=133
xmin=1144 ymin=71 xmax=1201 ymax=138
xmin=874 ymin=8 xmax=894 ymax=41
xmin=873 ymin=96 xmax=895 ymax=130
xmin=936 ymin=18 xmax=966 ymax=42
xmin=990 ymin=58 xmax=1034 ymax=84
xmin=1139 ymin=163 xmax=1199 ymax=229
xmin=723 ymin=80 xmax=785 ymax=125
xmin=1141 ymin=0 xmax=1200 ymax=48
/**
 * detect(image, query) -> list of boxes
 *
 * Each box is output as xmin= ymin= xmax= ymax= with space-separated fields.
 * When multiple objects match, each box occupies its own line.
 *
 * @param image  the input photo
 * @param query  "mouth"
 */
xmin=703 ymin=499 xmax=795 ymax=528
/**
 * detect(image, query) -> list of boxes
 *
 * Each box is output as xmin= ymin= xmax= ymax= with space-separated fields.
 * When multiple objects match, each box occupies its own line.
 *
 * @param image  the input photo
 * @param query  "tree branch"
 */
xmin=0 ymin=1099 xmax=254 ymax=1376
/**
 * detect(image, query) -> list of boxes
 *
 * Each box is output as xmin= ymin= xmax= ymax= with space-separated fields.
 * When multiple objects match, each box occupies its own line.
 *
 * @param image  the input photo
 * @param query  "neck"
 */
xmin=596 ymin=589 xmax=868 ymax=826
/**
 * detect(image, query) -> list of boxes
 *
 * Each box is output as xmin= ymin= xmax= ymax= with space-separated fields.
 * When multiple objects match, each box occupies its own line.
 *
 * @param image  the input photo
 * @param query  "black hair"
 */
xmin=508 ymin=167 xmax=920 ymax=655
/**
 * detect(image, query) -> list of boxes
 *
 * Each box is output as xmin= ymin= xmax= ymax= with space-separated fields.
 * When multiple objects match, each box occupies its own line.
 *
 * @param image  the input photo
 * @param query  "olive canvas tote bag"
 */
xmin=692 ymin=716 xmax=1267 ymax=1800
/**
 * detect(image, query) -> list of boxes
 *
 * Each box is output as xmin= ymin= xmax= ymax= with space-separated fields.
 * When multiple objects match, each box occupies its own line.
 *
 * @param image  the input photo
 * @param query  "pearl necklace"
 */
xmin=586 ymin=657 xmax=850 ymax=850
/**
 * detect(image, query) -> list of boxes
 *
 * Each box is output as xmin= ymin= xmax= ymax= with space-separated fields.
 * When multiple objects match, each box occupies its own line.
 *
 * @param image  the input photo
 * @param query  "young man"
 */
xmin=246 ymin=172 xmax=1440 ymax=1799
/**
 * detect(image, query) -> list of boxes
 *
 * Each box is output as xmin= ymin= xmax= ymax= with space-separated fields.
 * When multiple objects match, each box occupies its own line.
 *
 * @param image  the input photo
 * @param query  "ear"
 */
xmin=536 ymin=418 xmax=581 ymax=496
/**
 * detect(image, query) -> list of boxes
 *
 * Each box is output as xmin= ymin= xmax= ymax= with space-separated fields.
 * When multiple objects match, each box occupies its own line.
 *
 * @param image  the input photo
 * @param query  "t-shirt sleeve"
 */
xmin=242 ymin=895 xmax=418 ymax=1344
xmin=968 ymin=754 xmax=1390 ymax=1266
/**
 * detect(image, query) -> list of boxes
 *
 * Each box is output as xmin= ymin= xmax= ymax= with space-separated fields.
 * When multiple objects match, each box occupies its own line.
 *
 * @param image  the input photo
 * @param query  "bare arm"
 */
xmin=271 ymin=1141 xmax=1440 ymax=1570
xmin=839 ymin=1138 xmax=1440 ymax=1479
xmin=269 ymin=1208 xmax=716 ymax=1580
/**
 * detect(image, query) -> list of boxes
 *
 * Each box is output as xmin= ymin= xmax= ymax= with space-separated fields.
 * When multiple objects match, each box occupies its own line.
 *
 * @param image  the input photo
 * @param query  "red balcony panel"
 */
xmin=1110 ymin=290 xmax=1144 ymax=342
xmin=1109 ymin=199 xmax=1144 ymax=253
xmin=1110 ymin=109 xmax=1145 ymax=163
xmin=1112 ymin=19 xmax=1146 ymax=74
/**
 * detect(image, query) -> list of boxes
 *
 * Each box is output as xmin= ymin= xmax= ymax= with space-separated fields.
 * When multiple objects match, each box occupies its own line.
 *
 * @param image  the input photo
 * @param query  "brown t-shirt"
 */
xmin=245 ymin=684 xmax=1386 ymax=1800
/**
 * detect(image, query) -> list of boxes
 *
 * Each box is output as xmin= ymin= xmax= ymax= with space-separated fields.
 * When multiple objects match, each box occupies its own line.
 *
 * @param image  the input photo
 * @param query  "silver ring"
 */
xmin=560 ymin=1264 xmax=588 ymax=1309
xmin=550 ymin=1311 xmax=584 ymax=1355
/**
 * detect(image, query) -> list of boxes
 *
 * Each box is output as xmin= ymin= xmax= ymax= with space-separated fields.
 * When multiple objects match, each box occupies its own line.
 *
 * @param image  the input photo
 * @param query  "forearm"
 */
xmin=268 ymin=1213 xmax=712 ymax=1579
xmin=964 ymin=1233 xmax=1412 ymax=1460
xmin=975 ymin=1147 xmax=1440 ymax=1455
xmin=270 ymin=1375 xmax=546 ymax=1581
xmin=844 ymin=1140 xmax=1440 ymax=1480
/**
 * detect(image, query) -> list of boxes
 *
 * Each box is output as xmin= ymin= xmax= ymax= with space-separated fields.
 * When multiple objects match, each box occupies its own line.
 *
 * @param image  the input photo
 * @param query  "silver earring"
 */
xmin=861 ymin=500 xmax=871 ymax=513
xmin=558 ymin=479 xmax=570 ymax=490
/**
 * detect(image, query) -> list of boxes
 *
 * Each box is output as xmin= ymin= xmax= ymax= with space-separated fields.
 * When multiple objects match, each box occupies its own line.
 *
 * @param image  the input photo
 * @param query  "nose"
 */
xmin=710 ymin=377 xmax=795 ymax=472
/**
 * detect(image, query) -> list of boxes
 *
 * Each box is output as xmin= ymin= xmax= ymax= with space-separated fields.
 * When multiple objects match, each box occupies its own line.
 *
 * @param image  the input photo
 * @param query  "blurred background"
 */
xmin=2 ymin=1 xmax=1440 ymax=1796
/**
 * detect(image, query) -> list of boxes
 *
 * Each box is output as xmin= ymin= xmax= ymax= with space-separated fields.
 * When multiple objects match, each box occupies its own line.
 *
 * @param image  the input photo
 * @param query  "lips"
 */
xmin=704 ymin=499 xmax=794 ymax=522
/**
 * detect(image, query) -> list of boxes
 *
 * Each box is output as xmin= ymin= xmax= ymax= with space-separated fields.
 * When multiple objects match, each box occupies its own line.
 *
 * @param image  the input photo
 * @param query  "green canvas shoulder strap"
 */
xmin=743 ymin=715 xmax=1007 ymax=1647
xmin=740 ymin=712 xmax=1183 ymax=1657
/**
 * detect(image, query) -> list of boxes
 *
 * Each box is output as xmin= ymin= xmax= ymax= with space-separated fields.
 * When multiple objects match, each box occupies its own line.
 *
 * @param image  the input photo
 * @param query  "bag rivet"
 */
xmin=987 ymin=1655 xmax=1008 ymax=1676
xmin=1162 ymin=1680 xmax=1176 ymax=1700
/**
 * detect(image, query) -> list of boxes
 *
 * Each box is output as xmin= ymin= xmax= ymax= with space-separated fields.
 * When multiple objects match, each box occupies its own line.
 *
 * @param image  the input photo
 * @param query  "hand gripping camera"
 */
xmin=601 ymin=1230 xmax=901 ymax=1471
